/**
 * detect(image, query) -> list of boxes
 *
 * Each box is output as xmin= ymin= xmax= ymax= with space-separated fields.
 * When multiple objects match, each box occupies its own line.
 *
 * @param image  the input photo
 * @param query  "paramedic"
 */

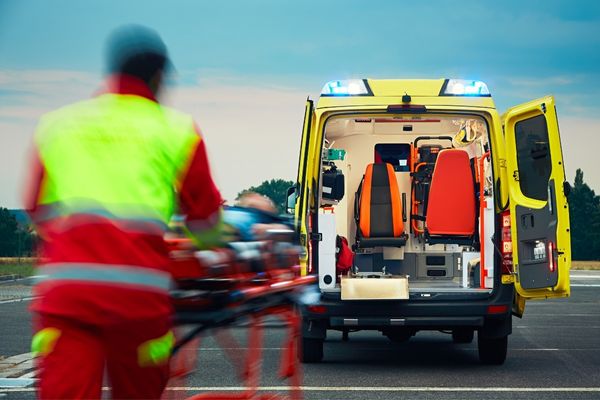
xmin=24 ymin=24 xmax=223 ymax=399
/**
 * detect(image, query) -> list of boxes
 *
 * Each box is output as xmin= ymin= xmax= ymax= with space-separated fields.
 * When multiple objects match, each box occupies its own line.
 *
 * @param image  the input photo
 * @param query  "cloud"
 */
xmin=0 ymin=69 xmax=100 ymax=120
xmin=505 ymin=76 xmax=577 ymax=88
xmin=0 ymin=69 xmax=309 ymax=207
xmin=559 ymin=116 xmax=600 ymax=190
xmin=162 ymin=75 xmax=309 ymax=201
xmin=1 ymin=68 xmax=599 ymax=210
xmin=488 ymin=73 xmax=600 ymax=118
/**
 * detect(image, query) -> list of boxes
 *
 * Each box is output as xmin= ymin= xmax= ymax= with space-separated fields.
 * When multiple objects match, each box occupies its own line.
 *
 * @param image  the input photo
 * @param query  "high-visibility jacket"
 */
xmin=25 ymin=75 xmax=222 ymax=323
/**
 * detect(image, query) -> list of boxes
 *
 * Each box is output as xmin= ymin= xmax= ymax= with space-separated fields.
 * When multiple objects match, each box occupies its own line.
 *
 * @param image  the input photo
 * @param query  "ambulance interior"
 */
xmin=318 ymin=114 xmax=495 ymax=294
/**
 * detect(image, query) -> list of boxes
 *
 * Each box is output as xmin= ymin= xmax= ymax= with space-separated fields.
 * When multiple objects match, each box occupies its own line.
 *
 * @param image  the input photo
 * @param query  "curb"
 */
xmin=0 ymin=275 xmax=20 ymax=283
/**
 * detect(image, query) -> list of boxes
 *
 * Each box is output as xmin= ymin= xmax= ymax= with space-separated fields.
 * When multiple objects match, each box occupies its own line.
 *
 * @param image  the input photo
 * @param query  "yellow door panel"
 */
xmin=512 ymin=292 xmax=526 ymax=318
xmin=502 ymin=96 xmax=571 ymax=300
xmin=295 ymin=99 xmax=315 ymax=275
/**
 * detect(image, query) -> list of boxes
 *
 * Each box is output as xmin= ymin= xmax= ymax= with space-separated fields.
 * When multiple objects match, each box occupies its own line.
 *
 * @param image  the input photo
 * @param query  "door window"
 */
xmin=374 ymin=143 xmax=411 ymax=171
xmin=515 ymin=115 xmax=552 ymax=201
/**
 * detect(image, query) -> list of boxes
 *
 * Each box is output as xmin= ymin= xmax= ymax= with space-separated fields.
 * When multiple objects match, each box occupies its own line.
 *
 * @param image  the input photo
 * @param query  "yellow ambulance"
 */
xmin=289 ymin=78 xmax=571 ymax=364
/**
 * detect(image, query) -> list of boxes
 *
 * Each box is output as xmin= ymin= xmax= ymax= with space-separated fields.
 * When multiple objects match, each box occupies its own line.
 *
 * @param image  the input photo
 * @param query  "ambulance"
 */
xmin=288 ymin=78 xmax=571 ymax=364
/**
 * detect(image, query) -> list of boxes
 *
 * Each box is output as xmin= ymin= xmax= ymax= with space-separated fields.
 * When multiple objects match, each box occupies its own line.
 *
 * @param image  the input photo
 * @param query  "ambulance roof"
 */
xmin=316 ymin=79 xmax=497 ymax=110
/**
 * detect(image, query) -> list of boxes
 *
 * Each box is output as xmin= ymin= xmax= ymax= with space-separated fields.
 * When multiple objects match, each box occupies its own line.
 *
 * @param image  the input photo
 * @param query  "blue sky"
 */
xmin=1 ymin=0 xmax=599 ymax=206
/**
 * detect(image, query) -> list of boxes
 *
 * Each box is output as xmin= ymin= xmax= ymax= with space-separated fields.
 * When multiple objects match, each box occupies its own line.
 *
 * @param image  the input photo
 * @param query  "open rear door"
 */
xmin=295 ymin=99 xmax=315 ymax=275
xmin=502 ymin=96 xmax=571 ymax=300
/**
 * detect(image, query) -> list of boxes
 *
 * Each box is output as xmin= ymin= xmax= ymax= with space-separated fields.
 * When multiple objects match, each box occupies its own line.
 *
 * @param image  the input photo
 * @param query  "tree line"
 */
xmin=0 ymin=208 xmax=36 ymax=257
xmin=568 ymin=169 xmax=600 ymax=260
xmin=1 ymin=172 xmax=599 ymax=259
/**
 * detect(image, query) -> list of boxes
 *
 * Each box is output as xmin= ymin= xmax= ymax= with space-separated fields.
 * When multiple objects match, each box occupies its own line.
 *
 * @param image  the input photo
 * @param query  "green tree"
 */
xmin=0 ymin=208 xmax=38 ymax=257
xmin=0 ymin=208 xmax=19 ymax=256
xmin=568 ymin=169 xmax=600 ymax=260
xmin=237 ymin=179 xmax=295 ymax=213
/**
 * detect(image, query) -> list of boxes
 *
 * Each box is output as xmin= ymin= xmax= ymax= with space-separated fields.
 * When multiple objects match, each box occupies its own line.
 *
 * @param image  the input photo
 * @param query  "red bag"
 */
xmin=336 ymin=235 xmax=354 ymax=274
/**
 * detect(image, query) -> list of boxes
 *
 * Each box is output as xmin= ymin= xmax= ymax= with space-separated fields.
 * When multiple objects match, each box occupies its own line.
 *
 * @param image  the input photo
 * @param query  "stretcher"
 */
xmin=409 ymin=136 xmax=453 ymax=236
xmin=165 ymin=229 xmax=315 ymax=400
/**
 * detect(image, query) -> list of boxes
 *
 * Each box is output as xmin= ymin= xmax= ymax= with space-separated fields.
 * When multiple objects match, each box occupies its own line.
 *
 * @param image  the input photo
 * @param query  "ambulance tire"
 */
xmin=452 ymin=329 xmax=474 ymax=343
xmin=478 ymin=334 xmax=507 ymax=365
xmin=300 ymin=338 xmax=324 ymax=363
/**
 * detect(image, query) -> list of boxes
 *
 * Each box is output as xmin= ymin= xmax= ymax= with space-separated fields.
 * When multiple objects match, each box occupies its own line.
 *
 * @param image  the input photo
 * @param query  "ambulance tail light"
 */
xmin=307 ymin=305 xmax=327 ymax=314
xmin=548 ymin=241 xmax=557 ymax=273
xmin=441 ymin=79 xmax=491 ymax=96
xmin=321 ymin=79 xmax=372 ymax=96
xmin=487 ymin=304 xmax=509 ymax=315
xmin=501 ymin=211 xmax=513 ymax=275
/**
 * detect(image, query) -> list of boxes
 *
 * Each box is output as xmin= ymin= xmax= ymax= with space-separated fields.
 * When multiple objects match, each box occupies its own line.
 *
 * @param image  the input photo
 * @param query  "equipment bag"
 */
xmin=322 ymin=165 xmax=345 ymax=201
xmin=336 ymin=235 xmax=354 ymax=274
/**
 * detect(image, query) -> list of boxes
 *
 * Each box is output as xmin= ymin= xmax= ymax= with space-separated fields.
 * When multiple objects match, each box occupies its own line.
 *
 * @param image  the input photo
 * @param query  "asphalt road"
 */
xmin=1 ymin=271 xmax=600 ymax=399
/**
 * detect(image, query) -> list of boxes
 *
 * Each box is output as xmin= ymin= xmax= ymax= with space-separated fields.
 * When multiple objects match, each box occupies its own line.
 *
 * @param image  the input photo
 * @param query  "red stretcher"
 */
xmin=165 ymin=234 xmax=315 ymax=400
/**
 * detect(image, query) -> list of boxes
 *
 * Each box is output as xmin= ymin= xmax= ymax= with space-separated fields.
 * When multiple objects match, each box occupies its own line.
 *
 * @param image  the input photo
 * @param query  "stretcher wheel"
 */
xmin=478 ymin=334 xmax=507 ymax=365
xmin=452 ymin=329 xmax=474 ymax=344
xmin=299 ymin=338 xmax=323 ymax=363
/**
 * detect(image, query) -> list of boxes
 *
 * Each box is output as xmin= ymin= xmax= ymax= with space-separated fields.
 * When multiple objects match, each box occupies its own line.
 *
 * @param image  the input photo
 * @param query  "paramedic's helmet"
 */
xmin=105 ymin=24 xmax=173 ymax=84
xmin=452 ymin=123 xmax=477 ymax=148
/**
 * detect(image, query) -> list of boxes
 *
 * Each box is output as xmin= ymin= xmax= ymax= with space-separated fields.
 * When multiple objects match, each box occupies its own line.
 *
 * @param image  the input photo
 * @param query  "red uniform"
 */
xmin=26 ymin=75 xmax=222 ymax=399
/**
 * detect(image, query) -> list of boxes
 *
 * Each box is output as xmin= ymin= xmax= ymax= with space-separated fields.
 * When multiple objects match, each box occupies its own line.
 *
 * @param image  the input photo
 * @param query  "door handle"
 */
xmin=521 ymin=214 xmax=534 ymax=229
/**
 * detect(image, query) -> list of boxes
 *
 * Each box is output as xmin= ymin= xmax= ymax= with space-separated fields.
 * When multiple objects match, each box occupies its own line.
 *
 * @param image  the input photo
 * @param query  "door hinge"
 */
xmin=299 ymin=234 xmax=307 ymax=246
xmin=541 ymin=103 xmax=547 ymax=114
xmin=310 ymin=233 xmax=323 ymax=241
xmin=513 ymin=170 xmax=520 ymax=181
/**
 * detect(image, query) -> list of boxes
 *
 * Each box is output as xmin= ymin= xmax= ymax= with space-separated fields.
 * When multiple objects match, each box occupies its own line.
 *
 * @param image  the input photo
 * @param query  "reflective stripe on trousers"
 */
xmin=36 ymin=263 xmax=173 ymax=292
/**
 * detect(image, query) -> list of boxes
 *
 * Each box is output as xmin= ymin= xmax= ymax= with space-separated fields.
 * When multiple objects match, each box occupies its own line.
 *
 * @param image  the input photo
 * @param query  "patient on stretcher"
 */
xmin=223 ymin=192 xmax=292 ymax=241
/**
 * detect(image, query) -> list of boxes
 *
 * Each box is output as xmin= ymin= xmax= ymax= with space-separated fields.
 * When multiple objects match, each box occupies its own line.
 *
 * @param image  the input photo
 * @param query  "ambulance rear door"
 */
xmin=502 ymin=96 xmax=571 ymax=300
xmin=294 ymin=99 xmax=316 ymax=275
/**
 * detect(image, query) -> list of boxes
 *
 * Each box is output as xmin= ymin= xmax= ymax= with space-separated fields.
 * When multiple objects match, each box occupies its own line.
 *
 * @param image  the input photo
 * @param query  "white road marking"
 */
xmin=572 ymin=284 xmax=600 ymax=287
xmin=515 ymin=325 xmax=600 ymax=328
xmin=18 ymin=371 xmax=36 ymax=379
xmin=166 ymin=386 xmax=600 ymax=392
xmin=0 ymin=353 xmax=35 ymax=380
xmin=3 ymin=386 xmax=600 ymax=393
xmin=0 ymin=297 xmax=34 ymax=305
xmin=0 ymin=378 xmax=35 ymax=388
xmin=522 ymin=314 xmax=600 ymax=316
xmin=571 ymin=276 xmax=600 ymax=279
xmin=198 ymin=347 xmax=284 ymax=351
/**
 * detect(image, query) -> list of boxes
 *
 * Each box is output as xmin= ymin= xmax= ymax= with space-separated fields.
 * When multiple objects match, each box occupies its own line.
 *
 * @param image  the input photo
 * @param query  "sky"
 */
xmin=1 ymin=0 xmax=599 ymax=208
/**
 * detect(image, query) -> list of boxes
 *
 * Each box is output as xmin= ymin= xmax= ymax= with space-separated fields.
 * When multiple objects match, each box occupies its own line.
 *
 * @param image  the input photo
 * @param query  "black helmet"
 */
xmin=105 ymin=24 xmax=172 ymax=83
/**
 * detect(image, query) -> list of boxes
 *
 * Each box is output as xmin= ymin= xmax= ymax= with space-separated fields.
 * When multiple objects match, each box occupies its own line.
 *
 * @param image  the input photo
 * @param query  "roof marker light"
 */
xmin=321 ymin=79 xmax=372 ymax=96
xmin=441 ymin=79 xmax=491 ymax=96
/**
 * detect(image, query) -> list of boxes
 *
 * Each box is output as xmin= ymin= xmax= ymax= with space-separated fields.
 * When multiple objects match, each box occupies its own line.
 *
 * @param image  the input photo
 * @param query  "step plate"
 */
xmin=341 ymin=276 xmax=409 ymax=300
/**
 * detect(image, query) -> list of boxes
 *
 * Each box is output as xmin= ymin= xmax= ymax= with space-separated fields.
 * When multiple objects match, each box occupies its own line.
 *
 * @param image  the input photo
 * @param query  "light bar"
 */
xmin=321 ymin=79 xmax=371 ymax=96
xmin=441 ymin=79 xmax=490 ymax=96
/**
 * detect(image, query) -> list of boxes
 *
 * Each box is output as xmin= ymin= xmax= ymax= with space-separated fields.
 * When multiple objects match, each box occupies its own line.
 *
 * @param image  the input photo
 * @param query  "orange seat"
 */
xmin=355 ymin=163 xmax=407 ymax=248
xmin=425 ymin=149 xmax=476 ymax=243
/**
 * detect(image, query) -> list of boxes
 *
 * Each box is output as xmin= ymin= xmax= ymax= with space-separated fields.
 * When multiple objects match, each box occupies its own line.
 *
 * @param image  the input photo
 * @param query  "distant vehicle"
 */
xmin=288 ymin=78 xmax=571 ymax=364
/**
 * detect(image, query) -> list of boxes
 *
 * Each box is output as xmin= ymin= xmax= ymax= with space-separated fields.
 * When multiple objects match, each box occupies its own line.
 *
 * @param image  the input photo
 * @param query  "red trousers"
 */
xmin=34 ymin=313 xmax=172 ymax=400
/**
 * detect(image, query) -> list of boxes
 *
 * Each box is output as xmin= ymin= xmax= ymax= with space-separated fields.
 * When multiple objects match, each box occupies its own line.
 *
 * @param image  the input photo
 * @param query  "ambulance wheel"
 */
xmin=478 ymin=334 xmax=507 ymax=365
xmin=300 ymin=338 xmax=323 ymax=363
xmin=452 ymin=329 xmax=474 ymax=344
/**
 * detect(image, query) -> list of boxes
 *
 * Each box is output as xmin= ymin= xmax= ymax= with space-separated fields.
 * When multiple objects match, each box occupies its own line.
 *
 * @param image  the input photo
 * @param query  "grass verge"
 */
xmin=0 ymin=263 xmax=35 ymax=278
xmin=571 ymin=260 xmax=600 ymax=270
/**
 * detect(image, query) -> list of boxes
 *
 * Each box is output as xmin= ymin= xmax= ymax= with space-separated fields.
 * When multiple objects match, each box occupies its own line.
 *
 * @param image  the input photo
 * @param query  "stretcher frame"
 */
xmin=167 ymin=264 xmax=314 ymax=400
